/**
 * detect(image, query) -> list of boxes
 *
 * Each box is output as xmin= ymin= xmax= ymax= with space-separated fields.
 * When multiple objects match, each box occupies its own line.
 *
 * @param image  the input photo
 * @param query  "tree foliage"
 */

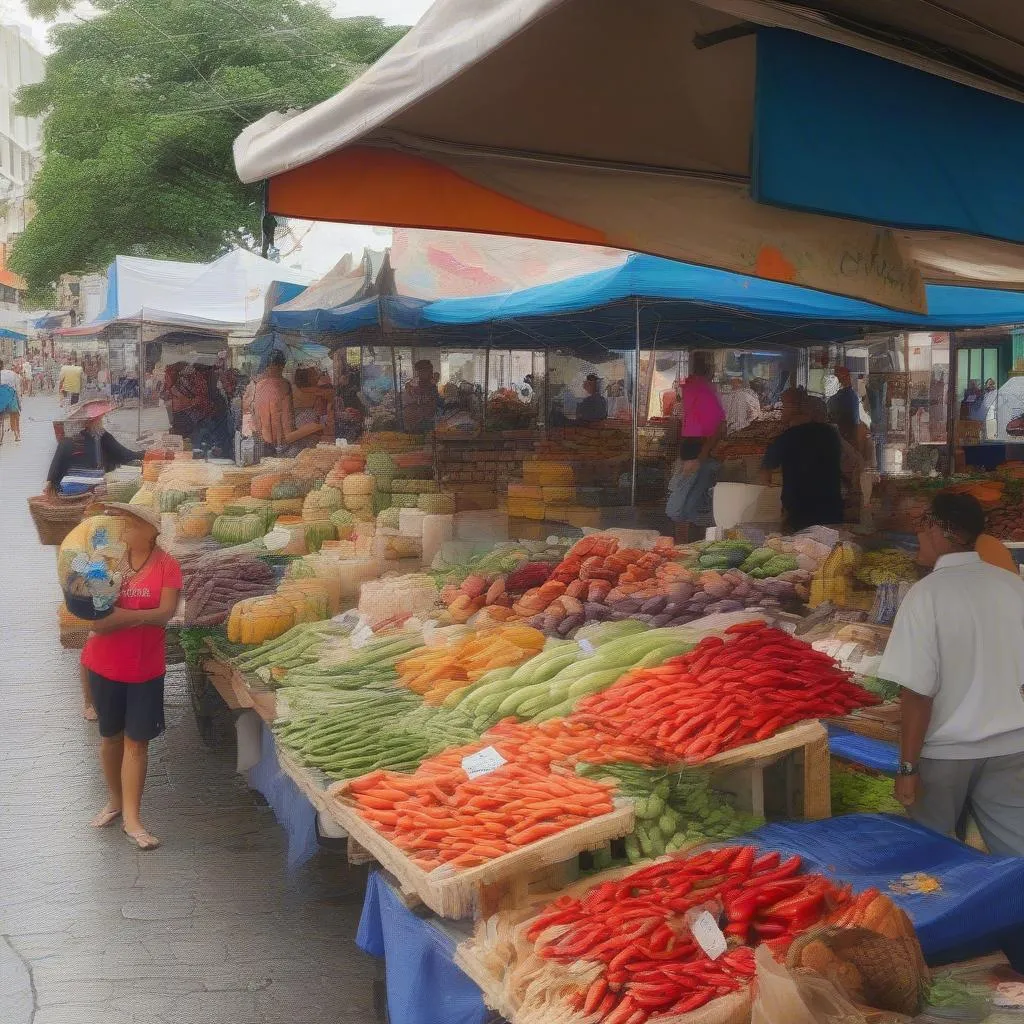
xmin=12 ymin=0 xmax=405 ymax=288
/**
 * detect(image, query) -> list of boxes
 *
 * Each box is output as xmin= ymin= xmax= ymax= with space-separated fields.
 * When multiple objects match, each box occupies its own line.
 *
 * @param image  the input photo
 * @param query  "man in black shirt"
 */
xmin=575 ymin=373 xmax=608 ymax=424
xmin=760 ymin=388 xmax=843 ymax=531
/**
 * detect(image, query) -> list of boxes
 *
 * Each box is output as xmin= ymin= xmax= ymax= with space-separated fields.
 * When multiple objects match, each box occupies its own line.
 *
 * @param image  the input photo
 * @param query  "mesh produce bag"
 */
xmin=751 ymin=946 xmax=869 ymax=1024
xmin=787 ymin=925 xmax=927 ymax=1016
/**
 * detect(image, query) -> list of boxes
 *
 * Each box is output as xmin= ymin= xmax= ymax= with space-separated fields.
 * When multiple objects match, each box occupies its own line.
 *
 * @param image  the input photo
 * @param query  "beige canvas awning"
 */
xmin=234 ymin=0 xmax=1024 ymax=313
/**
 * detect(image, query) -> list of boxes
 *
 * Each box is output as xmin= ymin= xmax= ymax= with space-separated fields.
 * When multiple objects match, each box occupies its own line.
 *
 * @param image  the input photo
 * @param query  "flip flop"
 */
xmin=124 ymin=828 xmax=161 ymax=851
xmin=91 ymin=806 xmax=122 ymax=828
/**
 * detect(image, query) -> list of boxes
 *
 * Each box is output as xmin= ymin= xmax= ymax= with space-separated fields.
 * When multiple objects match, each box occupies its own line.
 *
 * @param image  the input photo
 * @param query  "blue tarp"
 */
xmin=827 ymin=725 xmax=899 ymax=775
xmin=752 ymin=815 xmax=1024 ymax=967
xmin=246 ymin=723 xmax=318 ymax=871
xmin=358 ymin=871 xmax=488 ymax=1024
xmin=754 ymin=30 xmax=1024 ymax=244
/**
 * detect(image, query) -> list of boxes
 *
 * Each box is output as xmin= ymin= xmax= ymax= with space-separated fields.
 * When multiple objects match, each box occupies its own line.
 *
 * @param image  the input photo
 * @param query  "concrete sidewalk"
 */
xmin=0 ymin=396 xmax=381 ymax=1024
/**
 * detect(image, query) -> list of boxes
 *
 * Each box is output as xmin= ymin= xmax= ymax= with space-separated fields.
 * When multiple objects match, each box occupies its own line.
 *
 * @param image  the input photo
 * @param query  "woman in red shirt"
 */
xmin=82 ymin=503 xmax=182 ymax=851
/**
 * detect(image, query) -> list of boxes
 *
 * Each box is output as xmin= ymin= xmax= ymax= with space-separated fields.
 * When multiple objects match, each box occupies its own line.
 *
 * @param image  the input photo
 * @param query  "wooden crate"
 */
xmin=203 ymin=658 xmax=277 ymax=724
xmin=324 ymin=790 xmax=635 ymax=920
xmin=830 ymin=702 xmax=900 ymax=745
xmin=702 ymin=720 xmax=831 ymax=821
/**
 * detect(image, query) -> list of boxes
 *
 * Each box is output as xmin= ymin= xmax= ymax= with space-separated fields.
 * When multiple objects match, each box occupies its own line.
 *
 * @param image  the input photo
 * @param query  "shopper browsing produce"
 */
xmin=81 ymin=503 xmax=182 ymax=851
xmin=879 ymin=491 xmax=1024 ymax=855
xmin=760 ymin=387 xmax=843 ymax=530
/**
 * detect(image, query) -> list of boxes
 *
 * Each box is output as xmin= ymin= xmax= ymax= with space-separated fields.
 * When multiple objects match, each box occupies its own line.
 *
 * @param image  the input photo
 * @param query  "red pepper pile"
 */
xmin=572 ymin=622 xmax=878 ymax=763
xmin=528 ymin=845 xmax=853 ymax=1024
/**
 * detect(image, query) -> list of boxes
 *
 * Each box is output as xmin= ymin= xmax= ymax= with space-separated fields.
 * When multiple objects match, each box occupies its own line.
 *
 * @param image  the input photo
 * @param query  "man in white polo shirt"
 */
xmin=879 ymin=490 xmax=1024 ymax=855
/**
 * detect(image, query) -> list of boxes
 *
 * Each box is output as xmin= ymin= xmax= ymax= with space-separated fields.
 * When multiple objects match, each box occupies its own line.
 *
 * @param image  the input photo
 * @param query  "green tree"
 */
xmin=12 ymin=0 xmax=405 ymax=289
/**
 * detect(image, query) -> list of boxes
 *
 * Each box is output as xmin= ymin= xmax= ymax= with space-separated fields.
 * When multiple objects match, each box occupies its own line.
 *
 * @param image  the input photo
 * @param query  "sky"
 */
xmin=0 ymin=0 xmax=435 ymax=276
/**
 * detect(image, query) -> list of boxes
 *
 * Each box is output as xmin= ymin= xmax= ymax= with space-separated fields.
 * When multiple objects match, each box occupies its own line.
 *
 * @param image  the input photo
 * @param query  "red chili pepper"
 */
xmin=583 ymin=978 xmax=608 ymax=1014
xmin=742 ymin=855 xmax=802 ymax=887
xmin=604 ymin=993 xmax=640 ymax=1024
xmin=752 ymin=920 xmax=788 ymax=938
xmin=752 ymin=851 xmax=781 ymax=872
xmin=754 ymin=715 xmax=787 ymax=741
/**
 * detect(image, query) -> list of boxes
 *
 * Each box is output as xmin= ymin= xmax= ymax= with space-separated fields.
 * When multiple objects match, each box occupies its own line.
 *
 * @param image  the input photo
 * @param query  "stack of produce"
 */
xmin=855 ymin=548 xmax=919 ymax=586
xmin=226 ymin=594 xmax=296 ymax=645
xmin=270 ymin=630 xmax=423 ymax=689
xmin=204 ymin=483 xmax=238 ymax=514
xmin=274 ymin=689 xmax=480 ymax=779
xmin=302 ymin=485 xmax=343 ymax=521
xmin=296 ymin=444 xmax=351 ymax=477
xmin=447 ymin=621 xmax=696 ymax=733
xmin=211 ymin=511 xmax=269 ymax=547
xmin=338 ymin=758 xmax=617 ymax=869
xmin=434 ymin=533 xmax=823 ymax=635
xmin=503 ymin=846 xmax=899 ymax=1023
xmin=175 ymin=501 xmax=216 ymax=539
xmin=342 ymin=472 xmax=376 ymax=519
xmin=231 ymin=620 xmax=351 ymax=677
xmin=572 ymin=623 xmax=878 ymax=764
xmin=395 ymin=624 xmax=545 ymax=704
xmin=808 ymin=542 xmax=859 ymax=608
xmin=276 ymin=577 xmax=333 ymax=623
xmin=830 ymin=763 xmax=903 ymax=816
xmin=265 ymin=516 xmax=336 ymax=555
xmin=358 ymin=574 xmax=440 ymax=627
xmin=178 ymin=549 xmax=277 ymax=626
xmin=576 ymin=763 xmax=763 ymax=862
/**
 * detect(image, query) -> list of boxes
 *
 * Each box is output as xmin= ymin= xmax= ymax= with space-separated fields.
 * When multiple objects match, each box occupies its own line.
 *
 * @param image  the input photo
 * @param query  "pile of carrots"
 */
xmin=572 ymin=623 xmax=879 ymax=764
xmin=394 ymin=625 xmax=545 ymax=704
xmin=484 ymin=718 xmax=658 ymax=769
xmin=344 ymin=759 xmax=616 ymax=870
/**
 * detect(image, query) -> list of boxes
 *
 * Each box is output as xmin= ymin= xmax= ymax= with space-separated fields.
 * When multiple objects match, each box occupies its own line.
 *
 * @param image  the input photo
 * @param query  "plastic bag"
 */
xmin=751 ymin=946 xmax=868 ymax=1024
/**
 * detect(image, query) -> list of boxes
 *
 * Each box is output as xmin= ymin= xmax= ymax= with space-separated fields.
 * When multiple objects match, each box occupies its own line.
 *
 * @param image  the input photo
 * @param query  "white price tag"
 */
xmin=350 ymin=624 xmax=374 ymax=649
xmin=578 ymin=638 xmax=596 ymax=655
xmin=689 ymin=911 xmax=727 ymax=961
xmin=461 ymin=746 xmax=507 ymax=780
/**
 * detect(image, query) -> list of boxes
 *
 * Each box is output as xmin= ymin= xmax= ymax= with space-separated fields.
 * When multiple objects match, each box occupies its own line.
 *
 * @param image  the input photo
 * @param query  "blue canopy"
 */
xmin=413 ymin=255 xmax=1024 ymax=350
xmin=271 ymin=295 xmax=428 ymax=334
xmin=272 ymin=253 xmax=1024 ymax=353
xmin=0 ymin=326 xmax=27 ymax=341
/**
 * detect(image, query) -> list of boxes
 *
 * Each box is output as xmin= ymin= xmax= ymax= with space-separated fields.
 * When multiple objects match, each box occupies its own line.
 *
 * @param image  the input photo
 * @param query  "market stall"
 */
xmin=49 ymin=433 xmax=1024 ymax=1024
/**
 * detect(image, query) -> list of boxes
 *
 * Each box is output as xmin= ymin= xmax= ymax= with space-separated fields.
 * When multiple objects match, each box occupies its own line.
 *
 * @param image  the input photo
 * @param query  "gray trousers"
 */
xmin=912 ymin=752 xmax=1024 ymax=857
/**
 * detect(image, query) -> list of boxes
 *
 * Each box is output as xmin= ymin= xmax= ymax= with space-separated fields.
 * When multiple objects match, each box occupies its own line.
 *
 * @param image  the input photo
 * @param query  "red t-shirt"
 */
xmin=82 ymin=550 xmax=183 ymax=683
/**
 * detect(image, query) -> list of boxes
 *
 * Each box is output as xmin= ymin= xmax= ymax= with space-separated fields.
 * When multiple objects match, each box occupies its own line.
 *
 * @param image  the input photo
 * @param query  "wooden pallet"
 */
xmin=324 ymin=791 xmax=635 ymax=920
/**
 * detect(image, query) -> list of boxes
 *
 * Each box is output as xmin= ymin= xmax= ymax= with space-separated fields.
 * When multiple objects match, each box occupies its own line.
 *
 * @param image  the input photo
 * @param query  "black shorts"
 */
xmin=88 ymin=671 xmax=165 ymax=742
xmin=67 ymin=392 xmax=80 ymax=405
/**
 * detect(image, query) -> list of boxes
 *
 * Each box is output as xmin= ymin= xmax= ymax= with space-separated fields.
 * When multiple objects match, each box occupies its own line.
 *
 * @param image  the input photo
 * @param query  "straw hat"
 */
xmin=68 ymin=398 xmax=116 ymax=422
xmin=93 ymin=501 xmax=162 ymax=533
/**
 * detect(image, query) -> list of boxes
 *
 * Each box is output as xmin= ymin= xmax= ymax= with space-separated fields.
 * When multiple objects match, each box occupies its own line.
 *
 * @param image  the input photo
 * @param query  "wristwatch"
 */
xmin=896 ymin=761 xmax=919 ymax=777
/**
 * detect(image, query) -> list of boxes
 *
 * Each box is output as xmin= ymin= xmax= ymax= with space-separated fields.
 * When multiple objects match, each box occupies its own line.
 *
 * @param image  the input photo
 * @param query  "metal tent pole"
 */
xmin=631 ymin=298 xmax=640 ymax=507
xmin=137 ymin=320 xmax=144 ymax=441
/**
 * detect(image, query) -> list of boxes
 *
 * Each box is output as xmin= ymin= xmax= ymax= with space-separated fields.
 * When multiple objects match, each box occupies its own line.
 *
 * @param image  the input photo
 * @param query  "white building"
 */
xmin=0 ymin=23 xmax=42 ymax=249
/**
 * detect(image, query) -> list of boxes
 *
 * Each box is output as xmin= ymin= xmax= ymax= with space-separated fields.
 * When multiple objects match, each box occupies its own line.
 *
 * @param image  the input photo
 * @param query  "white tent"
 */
xmin=92 ymin=250 xmax=316 ymax=331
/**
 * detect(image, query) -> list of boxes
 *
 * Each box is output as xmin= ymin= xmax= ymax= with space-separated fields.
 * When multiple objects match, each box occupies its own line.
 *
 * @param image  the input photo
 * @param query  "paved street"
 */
xmin=0 ymin=396 xmax=382 ymax=1024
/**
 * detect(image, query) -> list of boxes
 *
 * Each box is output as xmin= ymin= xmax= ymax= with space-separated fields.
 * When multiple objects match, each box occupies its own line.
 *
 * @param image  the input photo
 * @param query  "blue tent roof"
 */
xmin=271 ymin=295 xmax=429 ymax=334
xmin=272 ymin=253 xmax=1024 ymax=353
xmin=424 ymin=254 xmax=1024 ymax=331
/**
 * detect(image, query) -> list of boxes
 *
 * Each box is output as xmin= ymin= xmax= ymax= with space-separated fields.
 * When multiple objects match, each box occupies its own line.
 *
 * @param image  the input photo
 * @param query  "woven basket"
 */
xmin=58 ymin=604 xmax=93 ymax=650
xmin=28 ymin=493 xmax=92 ymax=546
